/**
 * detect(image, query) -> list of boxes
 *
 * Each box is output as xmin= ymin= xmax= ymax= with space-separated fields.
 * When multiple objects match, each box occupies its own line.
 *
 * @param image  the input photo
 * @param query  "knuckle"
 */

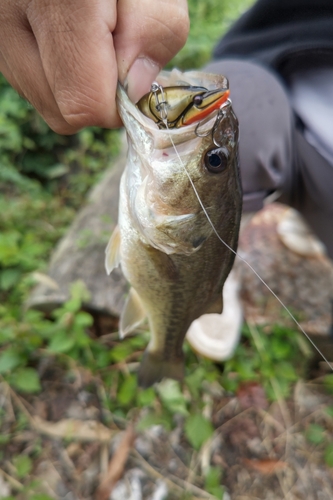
xmin=26 ymin=94 xmax=78 ymax=134
xmin=45 ymin=115 xmax=78 ymax=135
xmin=61 ymin=103 xmax=116 ymax=130
xmin=56 ymin=92 xmax=110 ymax=130
xmin=62 ymin=109 xmax=98 ymax=130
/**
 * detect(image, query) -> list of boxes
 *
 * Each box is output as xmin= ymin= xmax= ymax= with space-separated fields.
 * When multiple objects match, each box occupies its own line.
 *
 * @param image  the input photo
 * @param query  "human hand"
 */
xmin=0 ymin=0 xmax=189 ymax=134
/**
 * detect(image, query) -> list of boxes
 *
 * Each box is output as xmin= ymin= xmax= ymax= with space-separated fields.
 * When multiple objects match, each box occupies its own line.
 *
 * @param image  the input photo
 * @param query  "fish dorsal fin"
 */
xmin=203 ymin=293 xmax=223 ymax=315
xmin=120 ymin=288 xmax=147 ymax=338
xmin=105 ymin=225 xmax=121 ymax=275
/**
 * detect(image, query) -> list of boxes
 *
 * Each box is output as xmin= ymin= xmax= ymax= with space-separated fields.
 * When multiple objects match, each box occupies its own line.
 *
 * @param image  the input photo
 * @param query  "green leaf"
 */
xmin=265 ymin=378 xmax=290 ymax=401
xmin=137 ymin=387 xmax=156 ymax=407
xmin=95 ymin=349 xmax=111 ymax=369
xmin=207 ymin=486 xmax=224 ymax=499
xmin=0 ymin=232 xmax=20 ymax=265
xmin=235 ymin=359 xmax=257 ymax=380
xmin=48 ymin=331 xmax=75 ymax=353
xmin=74 ymin=311 xmax=93 ymax=328
xmin=0 ymin=268 xmax=21 ymax=290
xmin=69 ymin=280 xmax=91 ymax=305
xmin=221 ymin=374 xmax=239 ymax=393
xmin=306 ymin=424 xmax=325 ymax=445
xmin=78 ymin=128 xmax=94 ymax=147
xmin=260 ymin=363 xmax=275 ymax=379
xmin=13 ymin=454 xmax=32 ymax=478
xmin=324 ymin=443 xmax=333 ymax=467
xmin=157 ymin=379 xmax=188 ymax=416
xmin=61 ymin=298 xmax=81 ymax=314
xmin=0 ymin=348 xmax=22 ymax=374
xmin=10 ymin=368 xmax=41 ymax=393
xmin=204 ymin=467 xmax=224 ymax=500
xmin=136 ymin=412 xmax=172 ymax=432
xmin=0 ymin=327 xmax=15 ymax=345
xmin=270 ymin=337 xmax=292 ymax=359
xmin=184 ymin=413 xmax=214 ymax=450
xmin=110 ymin=343 xmax=133 ymax=362
xmin=118 ymin=375 xmax=137 ymax=406
xmin=128 ymin=335 xmax=148 ymax=349
xmin=185 ymin=366 xmax=206 ymax=399
xmin=274 ymin=362 xmax=298 ymax=381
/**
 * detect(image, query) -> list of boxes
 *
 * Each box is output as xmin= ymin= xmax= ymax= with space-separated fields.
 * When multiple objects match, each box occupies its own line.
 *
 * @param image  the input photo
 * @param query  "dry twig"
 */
xmin=95 ymin=424 xmax=136 ymax=500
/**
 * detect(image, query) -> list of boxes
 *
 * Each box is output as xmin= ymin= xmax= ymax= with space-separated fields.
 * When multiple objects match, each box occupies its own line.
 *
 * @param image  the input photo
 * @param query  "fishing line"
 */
xmin=151 ymin=82 xmax=333 ymax=371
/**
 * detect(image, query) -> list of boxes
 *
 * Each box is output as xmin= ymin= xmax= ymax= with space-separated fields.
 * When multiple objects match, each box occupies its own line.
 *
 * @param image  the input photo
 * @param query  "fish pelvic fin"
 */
xmin=120 ymin=287 xmax=147 ymax=339
xmin=105 ymin=225 xmax=121 ymax=275
xmin=138 ymin=350 xmax=185 ymax=388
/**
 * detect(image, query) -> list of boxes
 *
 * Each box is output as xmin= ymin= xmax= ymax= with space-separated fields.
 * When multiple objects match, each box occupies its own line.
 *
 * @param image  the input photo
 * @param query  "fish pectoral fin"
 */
xmin=138 ymin=351 xmax=184 ymax=388
xmin=120 ymin=287 xmax=147 ymax=338
xmin=203 ymin=293 xmax=223 ymax=315
xmin=105 ymin=225 xmax=121 ymax=275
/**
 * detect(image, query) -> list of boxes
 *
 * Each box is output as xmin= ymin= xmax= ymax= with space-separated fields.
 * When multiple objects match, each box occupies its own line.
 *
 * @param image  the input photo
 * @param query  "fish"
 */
xmin=105 ymin=69 xmax=242 ymax=388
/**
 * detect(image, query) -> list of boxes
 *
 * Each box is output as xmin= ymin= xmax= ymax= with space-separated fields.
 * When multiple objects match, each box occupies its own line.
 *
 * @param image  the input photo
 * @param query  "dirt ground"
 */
xmin=1 ymin=351 xmax=333 ymax=500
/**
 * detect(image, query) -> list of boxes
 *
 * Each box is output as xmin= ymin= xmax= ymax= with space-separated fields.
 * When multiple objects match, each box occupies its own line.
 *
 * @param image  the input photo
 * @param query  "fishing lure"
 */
xmin=136 ymin=83 xmax=230 ymax=129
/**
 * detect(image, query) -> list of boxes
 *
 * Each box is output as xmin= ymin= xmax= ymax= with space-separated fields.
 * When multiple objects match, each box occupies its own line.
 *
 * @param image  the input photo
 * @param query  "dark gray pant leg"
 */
xmin=293 ymin=130 xmax=333 ymax=258
xmin=205 ymin=59 xmax=294 ymax=212
xmin=205 ymin=59 xmax=333 ymax=259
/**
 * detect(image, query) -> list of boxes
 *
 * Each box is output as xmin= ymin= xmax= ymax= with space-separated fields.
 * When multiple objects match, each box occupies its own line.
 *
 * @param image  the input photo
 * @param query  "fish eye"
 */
xmin=193 ymin=95 xmax=203 ymax=106
xmin=204 ymin=147 xmax=228 ymax=173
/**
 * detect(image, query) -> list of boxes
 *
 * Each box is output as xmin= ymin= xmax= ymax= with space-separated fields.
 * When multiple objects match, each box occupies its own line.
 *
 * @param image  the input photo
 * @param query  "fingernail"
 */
xmin=126 ymin=58 xmax=160 ymax=103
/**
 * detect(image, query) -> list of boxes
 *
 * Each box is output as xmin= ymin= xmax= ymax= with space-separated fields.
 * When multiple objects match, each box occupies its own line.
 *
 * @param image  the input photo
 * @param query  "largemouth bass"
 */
xmin=106 ymin=70 xmax=242 ymax=388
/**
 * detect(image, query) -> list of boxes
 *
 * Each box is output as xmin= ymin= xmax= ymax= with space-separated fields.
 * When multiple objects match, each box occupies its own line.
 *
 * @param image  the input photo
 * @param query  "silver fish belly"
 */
xmin=106 ymin=70 xmax=242 ymax=388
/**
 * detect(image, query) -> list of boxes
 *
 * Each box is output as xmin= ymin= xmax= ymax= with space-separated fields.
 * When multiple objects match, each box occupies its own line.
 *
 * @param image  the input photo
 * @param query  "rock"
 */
xmin=27 ymin=147 xmax=128 ymax=317
xmin=238 ymin=203 xmax=333 ymax=337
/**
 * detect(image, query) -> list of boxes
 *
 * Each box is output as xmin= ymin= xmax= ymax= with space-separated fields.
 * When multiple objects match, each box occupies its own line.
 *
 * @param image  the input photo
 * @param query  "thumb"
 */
xmin=114 ymin=0 xmax=189 ymax=102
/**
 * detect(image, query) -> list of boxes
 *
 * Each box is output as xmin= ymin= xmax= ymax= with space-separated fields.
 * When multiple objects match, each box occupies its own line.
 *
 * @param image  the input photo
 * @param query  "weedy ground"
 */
xmin=1 ymin=312 xmax=333 ymax=500
xmin=1 ymin=0 xmax=333 ymax=499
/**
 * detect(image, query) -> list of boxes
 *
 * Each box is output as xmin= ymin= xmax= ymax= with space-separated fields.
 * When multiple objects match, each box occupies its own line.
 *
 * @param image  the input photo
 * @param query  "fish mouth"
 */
xmin=182 ymin=88 xmax=230 ymax=126
xmin=117 ymin=71 xmax=231 ymax=149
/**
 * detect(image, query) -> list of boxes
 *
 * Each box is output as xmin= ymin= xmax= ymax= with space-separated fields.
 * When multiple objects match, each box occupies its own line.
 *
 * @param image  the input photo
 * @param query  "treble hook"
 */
xmin=195 ymin=98 xmax=232 ymax=147
xmin=150 ymin=82 xmax=168 ymax=124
